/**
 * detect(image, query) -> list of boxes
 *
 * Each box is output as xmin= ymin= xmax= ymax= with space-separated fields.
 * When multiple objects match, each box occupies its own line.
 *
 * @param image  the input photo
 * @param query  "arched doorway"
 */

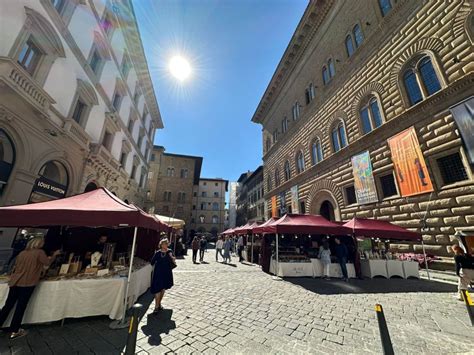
xmin=0 ymin=129 xmax=15 ymax=197
xmin=30 ymin=161 xmax=69 ymax=203
xmin=320 ymin=200 xmax=335 ymax=221
xmin=84 ymin=181 xmax=98 ymax=192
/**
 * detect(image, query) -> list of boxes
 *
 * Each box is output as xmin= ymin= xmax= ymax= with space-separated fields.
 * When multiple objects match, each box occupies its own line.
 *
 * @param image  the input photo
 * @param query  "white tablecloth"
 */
xmin=0 ymin=264 xmax=152 ymax=325
xmin=386 ymin=260 xmax=404 ymax=278
xmin=361 ymin=260 xmax=388 ymax=278
xmin=310 ymin=259 xmax=356 ymax=278
xmin=402 ymin=260 xmax=420 ymax=279
xmin=270 ymin=259 xmax=313 ymax=277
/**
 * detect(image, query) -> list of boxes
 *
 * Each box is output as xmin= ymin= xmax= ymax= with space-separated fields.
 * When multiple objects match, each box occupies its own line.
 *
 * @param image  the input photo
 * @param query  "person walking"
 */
xmin=150 ymin=238 xmax=175 ymax=313
xmin=216 ymin=236 xmax=224 ymax=262
xmin=223 ymin=236 xmax=232 ymax=264
xmin=335 ymin=237 xmax=349 ymax=281
xmin=452 ymin=245 xmax=474 ymax=301
xmin=319 ymin=241 xmax=331 ymax=280
xmin=0 ymin=236 xmax=60 ymax=339
xmin=191 ymin=236 xmax=199 ymax=264
xmin=237 ymin=235 xmax=244 ymax=262
xmin=199 ymin=236 xmax=207 ymax=262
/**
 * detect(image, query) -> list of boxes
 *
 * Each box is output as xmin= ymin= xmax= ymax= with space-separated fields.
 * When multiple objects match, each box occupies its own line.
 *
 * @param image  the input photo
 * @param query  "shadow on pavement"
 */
xmin=140 ymin=310 xmax=176 ymax=347
xmin=285 ymin=277 xmax=457 ymax=295
xmin=222 ymin=263 xmax=237 ymax=267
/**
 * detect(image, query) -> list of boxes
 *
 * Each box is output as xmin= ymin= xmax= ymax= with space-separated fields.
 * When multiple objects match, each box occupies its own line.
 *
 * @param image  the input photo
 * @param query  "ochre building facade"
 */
xmin=252 ymin=0 xmax=474 ymax=257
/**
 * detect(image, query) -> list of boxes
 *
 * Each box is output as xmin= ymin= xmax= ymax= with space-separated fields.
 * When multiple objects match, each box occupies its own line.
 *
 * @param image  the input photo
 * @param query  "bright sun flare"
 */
xmin=169 ymin=56 xmax=191 ymax=81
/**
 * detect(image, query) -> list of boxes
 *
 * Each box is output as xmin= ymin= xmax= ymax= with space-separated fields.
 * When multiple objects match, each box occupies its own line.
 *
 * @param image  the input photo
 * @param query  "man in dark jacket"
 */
xmin=199 ymin=237 xmax=207 ymax=262
xmin=335 ymin=237 xmax=349 ymax=281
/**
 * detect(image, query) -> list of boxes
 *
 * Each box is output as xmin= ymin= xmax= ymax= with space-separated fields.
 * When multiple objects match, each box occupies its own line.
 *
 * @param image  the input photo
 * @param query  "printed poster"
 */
xmin=351 ymin=151 xmax=378 ymax=204
xmin=290 ymin=185 xmax=299 ymax=214
xmin=387 ymin=127 xmax=433 ymax=197
xmin=279 ymin=191 xmax=287 ymax=215
xmin=450 ymin=97 xmax=474 ymax=165
xmin=271 ymin=196 xmax=277 ymax=218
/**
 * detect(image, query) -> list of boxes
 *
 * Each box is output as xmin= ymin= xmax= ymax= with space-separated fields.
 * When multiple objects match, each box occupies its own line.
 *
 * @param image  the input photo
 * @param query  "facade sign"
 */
xmin=290 ymin=185 xmax=299 ymax=214
xmin=450 ymin=97 xmax=474 ymax=165
xmin=271 ymin=196 xmax=277 ymax=218
xmin=32 ymin=176 xmax=67 ymax=199
xmin=387 ymin=127 xmax=433 ymax=197
xmin=351 ymin=151 xmax=378 ymax=205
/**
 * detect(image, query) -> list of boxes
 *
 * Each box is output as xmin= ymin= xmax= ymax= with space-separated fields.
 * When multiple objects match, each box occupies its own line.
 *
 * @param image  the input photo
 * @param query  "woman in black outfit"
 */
xmin=150 ymin=238 xmax=175 ymax=313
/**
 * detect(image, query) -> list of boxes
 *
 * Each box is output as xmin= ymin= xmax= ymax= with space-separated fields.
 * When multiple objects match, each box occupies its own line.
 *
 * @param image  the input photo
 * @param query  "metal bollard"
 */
xmin=375 ymin=304 xmax=394 ymax=355
xmin=461 ymin=289 xmax=474 ymax=326
xmin=125 ymin=303 xmax=143 ymax=355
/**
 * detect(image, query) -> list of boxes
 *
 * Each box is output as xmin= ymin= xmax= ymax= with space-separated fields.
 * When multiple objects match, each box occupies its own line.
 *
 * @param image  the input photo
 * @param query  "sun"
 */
xmin=169 ymin=56 xmax=191 ymax=82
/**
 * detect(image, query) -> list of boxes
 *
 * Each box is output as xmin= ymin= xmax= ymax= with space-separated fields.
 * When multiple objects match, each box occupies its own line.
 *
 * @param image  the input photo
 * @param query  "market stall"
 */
xmin=343 ymin=217 xmax=423 ymax=279
xmin=0 ymin=188 xmax=166 ymax=326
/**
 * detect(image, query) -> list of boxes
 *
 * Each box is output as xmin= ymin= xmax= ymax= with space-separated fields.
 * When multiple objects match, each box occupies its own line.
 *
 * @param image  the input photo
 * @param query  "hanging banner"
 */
xmin=351 ymin=151 xmax=378 ymax=204
xmin=271 ymin=196 xmax=277 ymax=218
xmin=387 ymin=127 xmax=433 ymax=197
xmin=450 ymin=97 xmax=474 ymax=165
xmin=279 ymin=191 xmax=287 ymax=215
xmin=291 ymin=185 xmax=299 ymax=214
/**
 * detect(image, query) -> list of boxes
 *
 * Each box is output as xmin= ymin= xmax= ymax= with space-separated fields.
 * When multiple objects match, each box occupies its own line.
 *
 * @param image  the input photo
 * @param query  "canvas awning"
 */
xmin=252 ymin=217 xmax=279 ymax=234
xmin=0 ymin=187 xmax=166 ymax=231
xmin=221 ymin=228 xmax=234 ymax=235
xmin=232 ymin=222 xmax=252 ymax=235
xmin=235 ymin=221 xmax=261 ymax=235
xmin=342 ymin=217 xmax=421 ymax=241
xmin=155 ymin=215 xmax=185 ymax=229
xmin=256 ymin=214 xmax=351 ymax=235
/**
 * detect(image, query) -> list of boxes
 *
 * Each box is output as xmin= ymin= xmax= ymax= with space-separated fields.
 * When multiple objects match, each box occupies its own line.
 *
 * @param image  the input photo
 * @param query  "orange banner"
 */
xmin=387 ymin=127 xmax=433 ymax=197
xmin=271 ymin=196 xmax=277 ymax=218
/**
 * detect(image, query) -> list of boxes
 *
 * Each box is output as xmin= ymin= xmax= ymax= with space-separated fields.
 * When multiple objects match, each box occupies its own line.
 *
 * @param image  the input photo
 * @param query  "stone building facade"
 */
xmin=228 ymin=181 xmax=239 ymax=228
xmin=252 ymin=0 xmax=474 ymax=256
xmin=191 ymin=178 xmax=228 ymax=237
xmin=0 ymin=0 xmax=162 ymax=249
xmin=145 ymin=146 xmax=203 ymax=239
xmin=236 ymin=166 xmax=265 ymax=224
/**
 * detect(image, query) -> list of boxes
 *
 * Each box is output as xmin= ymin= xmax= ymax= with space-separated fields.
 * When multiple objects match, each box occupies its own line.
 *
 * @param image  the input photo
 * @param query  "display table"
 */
xmin=402 ymin=260 xmax=420 ymax=279
xmin=360 ymin=259 xmax=388 ymax=278
xmin=269 ymin=259 xmax=313 ymax=277
xmin=386 ymin=260 xmax=404 ymax=278
xmin=0 ymin=264 xmax=152 ymax=325
xmin=310 ymin=259 xmax=356 ymax=278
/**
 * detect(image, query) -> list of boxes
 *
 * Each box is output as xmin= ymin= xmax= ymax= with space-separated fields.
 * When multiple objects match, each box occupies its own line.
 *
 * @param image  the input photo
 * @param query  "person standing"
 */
xmin=452 ymin=245 xmax=474 ymax=301
xmin=223 ymin=236 xmax=232 ymax=264
xmin=0 ymin=236 xmax=60 ymax=339
xmin=191 ymin=236 xmax=199 ymax=264
xmin=199 ymin=236 xmax=207 ymax=262
xmin=150 ymin=239 xmax=175 ymax=313
xmin=319 ymin=241 xmax=331 ymax=280
xmin=237 ymin=235 xmax=244 ymax=262
xmin=215 ymin=236 xmax=224 ymax=262
xmin=335 ymin=237 xmax=349 ymax=281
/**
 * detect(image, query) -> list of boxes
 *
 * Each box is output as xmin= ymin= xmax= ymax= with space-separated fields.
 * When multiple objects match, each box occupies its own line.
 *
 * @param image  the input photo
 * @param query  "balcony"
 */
xmin=0 ymin=57 xmax=54 ymax=116
xmin=63 ymin=119 xmax=90 ymax=149
xmin=89 ymin=143 xmax=121 ymax=176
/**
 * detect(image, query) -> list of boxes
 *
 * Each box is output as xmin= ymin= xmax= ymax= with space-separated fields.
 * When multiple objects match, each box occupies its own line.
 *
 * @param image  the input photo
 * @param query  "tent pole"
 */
xmin=122 ymin=226 xmax=138 ymax=323
xmin=251 ymin=234 xmax=254 ymax=264
xmin=272 ymin=233 xmax=282 ymax=280
xmin=421 ymin=240 xmax=430 ymax=281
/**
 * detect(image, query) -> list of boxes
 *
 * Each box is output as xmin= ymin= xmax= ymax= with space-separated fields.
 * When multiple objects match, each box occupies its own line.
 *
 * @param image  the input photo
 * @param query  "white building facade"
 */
xmin=0 ymin=0 xmax=163 ymax=249
xmin=228 ymin=181 xmax=239 ymax=228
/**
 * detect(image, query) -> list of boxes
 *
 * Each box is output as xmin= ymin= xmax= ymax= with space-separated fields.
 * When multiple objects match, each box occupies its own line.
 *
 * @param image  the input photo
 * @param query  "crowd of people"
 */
xmin=189 ymin=235 xmax=245 ymax=264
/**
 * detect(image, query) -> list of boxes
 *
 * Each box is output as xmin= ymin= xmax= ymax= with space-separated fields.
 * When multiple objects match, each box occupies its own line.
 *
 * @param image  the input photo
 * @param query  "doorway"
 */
xmin=320 ymin=200 xmax=335 ymax=221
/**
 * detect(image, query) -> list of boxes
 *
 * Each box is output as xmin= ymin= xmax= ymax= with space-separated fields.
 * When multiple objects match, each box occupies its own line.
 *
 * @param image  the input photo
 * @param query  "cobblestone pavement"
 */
xmin=1 ymin=251 xmax=473 ymax=354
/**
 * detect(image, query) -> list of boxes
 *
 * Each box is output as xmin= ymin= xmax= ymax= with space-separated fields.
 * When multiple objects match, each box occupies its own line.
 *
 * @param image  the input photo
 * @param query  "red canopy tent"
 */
xmin=342 ymin=217 xmax=421 ymax=241
xmin=0 ymin=188 xmax=167 ymax=327
xmin=235 ymin=221 xmax=261 ymax=235
xmin=252 ymin=217 xmax=279 ymax=234
xmin=257 ymin=214 xmax=351 ymax=235
xmin=232 ymin=222 xmax=252 ymax=235
xmin=221 ymin=228 xmax=234 ymax=236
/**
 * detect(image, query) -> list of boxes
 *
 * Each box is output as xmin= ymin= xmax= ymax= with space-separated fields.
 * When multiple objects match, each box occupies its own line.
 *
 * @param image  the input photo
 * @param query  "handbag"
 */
xmin=168 ymin=252 xmax=177 ymax=269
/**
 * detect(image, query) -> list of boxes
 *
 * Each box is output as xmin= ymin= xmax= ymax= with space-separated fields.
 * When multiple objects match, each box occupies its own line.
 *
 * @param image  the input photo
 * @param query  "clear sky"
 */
xmin=133 ymin=0 xmax=308 ymax=182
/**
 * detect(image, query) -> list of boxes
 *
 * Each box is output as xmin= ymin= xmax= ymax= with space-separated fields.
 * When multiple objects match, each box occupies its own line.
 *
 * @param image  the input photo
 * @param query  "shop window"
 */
xmin=345 ymin=185 xmax=357 ymax=205
xmin=379 ymin=0 xmax=393 ymax=17
xmin=296 ymin=151 xmax=305 ymax=174
xmin=331 ymin=120 xmax=347 ymax=152
xmin=379 ymin=172 xmax=398 ymax=198
xmin=17 ymin=37 xmax=42 ymax=75
xmin=436 ymin=152 xmax=468 ymax=185
xmin=403 ymin=55 xmax=442 ymax=106
xmin=311 ymin=138 xmax=323 ymax=165
xmin=284 ymin=160 xmax=291 ymax=181
xmin=0 ymin=130 xmax=16 ymax=196
xmin=360 ymin=96 xmax=383 ymax=135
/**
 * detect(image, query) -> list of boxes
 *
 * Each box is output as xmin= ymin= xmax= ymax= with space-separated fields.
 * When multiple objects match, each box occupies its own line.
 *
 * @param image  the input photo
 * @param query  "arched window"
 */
xmin=311 ymin=138 xmax=323 ymax=165
xmin=353 ymin=25 xmax=364 ymax=47
xmin=212 ymin=215 xmax=218 ymax=224
xmin=360 ymin=97 xmax=383 ymax=135
xmin=267 ymin=175 xmax=272 ymax=191
xmin=331 ymin=121 xmax=347 ymax=152
xmin=379 ymin=0 xmax=393 ymax=17
xmin=345 ymin=35 xmax=354 ymax=57
xmin=0 ymin=130 xmax=15 ymax=196
xmin=284 ymin=160 xmax=291 ymax=181
xmin=328 ymin=59 xmax=335 ymax=78
xmin=274 ymin=168 xmax=281 ymax=187
xmin=403 ymin=55 xmax=442 ymax=106
xmin=322 ymin=66 xmax=329 ymax=85
xmin=296 ymin=151 xmax=305 ymax=174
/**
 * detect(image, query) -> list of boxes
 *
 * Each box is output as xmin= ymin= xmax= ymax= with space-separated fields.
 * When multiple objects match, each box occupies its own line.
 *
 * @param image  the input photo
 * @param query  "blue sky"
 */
xmin=133 ymin=0 xmax=308 ymax=182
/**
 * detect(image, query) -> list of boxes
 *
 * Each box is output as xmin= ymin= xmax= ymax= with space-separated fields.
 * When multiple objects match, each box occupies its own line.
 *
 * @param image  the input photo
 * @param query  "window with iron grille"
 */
xmin=345 ymin=185 xmax=357 ymax=205
xmin=436 ymin=153 xmax=468 ymax=185
xmin=380 ymin=173 xmax=397 ymax=198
